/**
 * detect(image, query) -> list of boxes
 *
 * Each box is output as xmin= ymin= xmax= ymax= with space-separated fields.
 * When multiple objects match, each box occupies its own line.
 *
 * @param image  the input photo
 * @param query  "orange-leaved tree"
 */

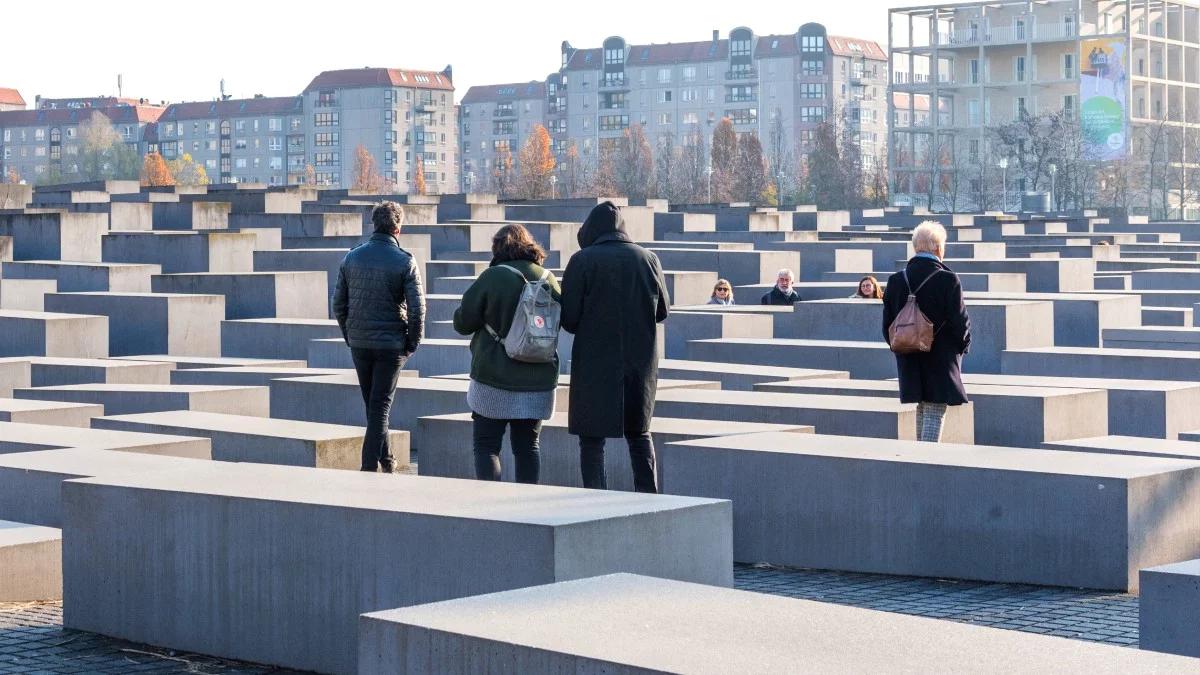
xmin=141 ymin=152 xmax=175 ymax=187
xmin=710 ymin=117 xmax=738 ymax=203
xmin=517 ymin=124 xmax=556 ymax=199
xmin=413 ymin=156 xmax=427 ymax=195
xmin=352 ymin=145 xmax=386 ymax=193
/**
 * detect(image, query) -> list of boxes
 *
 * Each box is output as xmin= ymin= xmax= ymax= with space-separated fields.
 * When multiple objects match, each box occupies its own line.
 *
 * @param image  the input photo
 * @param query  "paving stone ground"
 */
xmin=1 ymin=564 xmax=1139 ymax=673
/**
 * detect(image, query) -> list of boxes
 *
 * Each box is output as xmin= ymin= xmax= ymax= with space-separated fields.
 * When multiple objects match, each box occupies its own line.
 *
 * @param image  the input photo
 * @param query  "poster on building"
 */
xmin=1080 ymin=37 xmax=1128 ymax=160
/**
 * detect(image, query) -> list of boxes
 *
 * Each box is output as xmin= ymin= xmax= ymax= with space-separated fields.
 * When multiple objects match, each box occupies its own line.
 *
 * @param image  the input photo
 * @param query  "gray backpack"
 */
xmin=485 ymin=265 xmax=561 ymax=363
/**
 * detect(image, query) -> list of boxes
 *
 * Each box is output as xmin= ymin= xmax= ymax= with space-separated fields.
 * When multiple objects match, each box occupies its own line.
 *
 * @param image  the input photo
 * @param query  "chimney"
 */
xmin=712 ymin=29 xmax=719 ymax=43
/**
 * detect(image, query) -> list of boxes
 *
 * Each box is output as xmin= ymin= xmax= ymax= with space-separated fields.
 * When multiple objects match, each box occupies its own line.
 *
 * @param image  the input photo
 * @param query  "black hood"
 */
xmin=578 ymin=201 xmax=629 ymax=248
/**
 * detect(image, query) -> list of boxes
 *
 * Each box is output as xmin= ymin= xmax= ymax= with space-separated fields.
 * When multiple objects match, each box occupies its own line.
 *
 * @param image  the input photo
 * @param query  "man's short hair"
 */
xmin=776 ymin=268 xmax=795 ymax=280
xmin=372 ymin=201 xmax=405 ymax=234
xmin=912 ymin=221 xmax=948 ymax=254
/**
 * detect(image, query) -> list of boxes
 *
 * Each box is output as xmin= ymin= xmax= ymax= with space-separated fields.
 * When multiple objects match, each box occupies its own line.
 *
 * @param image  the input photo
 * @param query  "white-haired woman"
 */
xmin=882 ymin=221 xmax=971 ymax=442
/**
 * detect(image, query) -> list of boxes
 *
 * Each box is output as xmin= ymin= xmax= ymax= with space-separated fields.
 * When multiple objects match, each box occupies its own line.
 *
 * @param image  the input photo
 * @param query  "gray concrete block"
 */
xmin=93 ymin=411 xmax=408 ymax=470
xmin=151 ymin=200 xmax=231 ymax=231
xmin=253 ymin=248 xmax=348 ymax=308
xmin=0 ymin=520 xmax=62 ymax=602
xmin=14 ymin=383 xmax=269 ymax=417
xmin=151 ymin=272 xmax=327 ymax=320
xmin=1143 ymin=306 xmax=1193 ymax=327
xmin=359 ymin=573 xmax=1198 ymax=675
xmin=1140 ymin=559 xmax=1200 ymax=658
xmin=102 ymin=231 xmax=255 ymax=273
xmin=221 ymin=318 xmax=342 ymax=360
xmin=1132 ymin=268 xmax=1200 ymax=290
xmin=946 ymin=258 xmax=1095 ymax=292
xmin=17 ymin=357 xmax=173 ymax=387
xmin=664 ymin=311 xmax=773 ymax=359
xmin=0 ymin=260 xmax=159 ymax=292
xmin=169 ymin=366 xmax=359 ymax=387
xmin=965 ymin=291 xmax=1141 ymax=348
xmin=0 ymin=310 xmax=107 ymax=358
xmin=1 ymin=212 xmax=107 ymax=262
xmin=1043 ymin=436 xmax=1200 ymax=461
xmin=115 ymin=355 xmax=306 ymax=370
xmin=0 ymin=399 xmax=102 ymax=427
xmin=1103 ymin=326 xmax=1200 ymax=351
xmin=0 ymin=421 xmax=211 ymax=458
xmin=308 ymin=337 xmax=471 ymax=376
xmin=652 ymin=388 xmax=974 ymax=443
xmin=1002 ymin=347 xmax=1200 ymax=383
xmin=0 ymin=278 xmax=57 ymax=311
xmin=417 ymin=411 xmax=810 ymax=490
xmin=44 ymin=293 xmax=224 ymax=357
xmin=0 ymin=359 xmax=30 ymax=397
xmin=656 ymin=359 xmax=848 ymax=391
xmin=687 ymin=338 xmax=897 ymax=379
xmin=0 ymin=448 xmax=209 ymax=526
xmin=660 ymin=431 xmax=1200 ymax=590
xmin=61 ymin=463 xmax=732 ymax=674
xmin=661 ymin=270 xmax=718 ymax=306
xmin=648 ymin=248 xmax=800 ymax=286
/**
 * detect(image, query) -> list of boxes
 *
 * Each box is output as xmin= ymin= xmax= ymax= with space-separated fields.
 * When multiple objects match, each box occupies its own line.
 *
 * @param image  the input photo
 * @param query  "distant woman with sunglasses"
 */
xmin=708 ymin=279 xmax=735 ymax=305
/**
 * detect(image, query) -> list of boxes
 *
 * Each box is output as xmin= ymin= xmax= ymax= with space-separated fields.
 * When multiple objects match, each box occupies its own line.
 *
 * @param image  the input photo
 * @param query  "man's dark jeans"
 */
xmin=579 ymin=432 xmax=658 ymax=493
xmin=471 ymin=413 xmax=541 ymax=484
xmin=351 ymin=347 xmax=407 ymax=472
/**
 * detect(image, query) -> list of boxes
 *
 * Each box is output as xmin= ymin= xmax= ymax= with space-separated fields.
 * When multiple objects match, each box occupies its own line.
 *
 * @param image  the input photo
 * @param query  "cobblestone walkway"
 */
xmin=1 ymin=564 xmax=1140 ymax=672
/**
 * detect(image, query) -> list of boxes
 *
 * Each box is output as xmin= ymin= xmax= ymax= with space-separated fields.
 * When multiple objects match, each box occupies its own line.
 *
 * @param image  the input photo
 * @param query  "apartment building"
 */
xmin=0 ymin=102 xmax=163 ymax=182
xmin=0 ymin=89 xmax=25 ymax=112
xmin=155 ymin=96 xmax=303 ymax=185
xmin=302 ymin=67 xmax=459 ymax=193
xmin=550 ymin=24 xmax=888 ymax=172
xmin=459 ymin=81 xmax=546 ymax=190
xmin=889 ymin=0 xmax=1200 ymax=211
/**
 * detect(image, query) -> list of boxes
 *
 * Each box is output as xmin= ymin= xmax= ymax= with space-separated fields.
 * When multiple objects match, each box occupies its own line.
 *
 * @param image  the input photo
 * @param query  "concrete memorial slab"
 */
xmin=0 ymin=212 xmax=107 ymax=262
xmin=0 ymin=520 xmax=62 ymax=602
xmin=102 ymin=231 xmax=256 ymax=274
xmin=359 ymin=574 xmax=1198 ymax=675
xmin=1103 ymin=326 xmax=1200 ymax=351
xmin=656 ymin=359 xmax=847 ymax=391
xmin=0 ymin=310 xmax=108 ymax=358
xmin=150 ymin=271 xmax=326 ymax=320
xmin=1042 ymin=436 xmax=1200 ymax=461
xmin=1140 ymin=559 xmax=1200 ymax=658
xmin=14 ymin=383 xmax=269 ymax=417
xmin=93 ymin=410 xmax=408 ymax=470
xmin=61 ymin=463 xmax=732 ymax=674
xmin=0 ymin=359 xmax=30 ymax=397
xmin=115 ymin=355 xmax=306 ymax=370
xmin=0 ymin=260 xmax=159 ymax=292
xmin=660 ymin=432 xmax=1200 ymax=590
xmin=308 ymin=337 xmax=472 ymax=376
xmin=964 ymin=291 xmax=1141 ymax=348
xmin=169 ymin=366 xmax=365 ymax=387
xmin=44 ymin=292 xmax=224 ymax=357
xmin=1002 ymin=346 xmax=1200 ymax=382
xmin=12 ymin=357 xmax=173 ymax=387
xmin=0 ymin=278 xmax=57 ymax=311
xmin=664 ymin=311 xmax=774 ymax=359
xmin=687 ymin=337 xmax=897 ymax=379
xmin=0 ymin=398 xmax=102 ymax=427
xmin=221 ymin=318 xmax=342 ymax=360
xmin=418 ymin=412 xmax=810 ymax=490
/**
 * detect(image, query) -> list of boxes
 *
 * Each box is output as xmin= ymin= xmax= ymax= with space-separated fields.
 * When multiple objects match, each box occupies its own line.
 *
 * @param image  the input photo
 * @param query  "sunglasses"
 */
xmin=715 ymin=287 xmax=731 ymax=292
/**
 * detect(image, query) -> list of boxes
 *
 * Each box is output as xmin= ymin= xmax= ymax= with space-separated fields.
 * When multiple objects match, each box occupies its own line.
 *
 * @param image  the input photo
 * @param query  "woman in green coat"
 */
xmin=452 ymin=224 xmax=561 ymax=484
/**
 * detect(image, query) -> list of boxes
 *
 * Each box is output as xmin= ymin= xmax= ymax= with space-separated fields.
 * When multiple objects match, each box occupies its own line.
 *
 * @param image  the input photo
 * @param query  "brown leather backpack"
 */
xmin=888 ymin=269 xmax=941 ymax=355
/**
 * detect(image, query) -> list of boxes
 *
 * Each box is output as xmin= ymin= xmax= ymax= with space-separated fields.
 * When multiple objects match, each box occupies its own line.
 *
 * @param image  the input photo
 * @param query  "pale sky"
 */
xmin=6 ymin=0 xmax=895 ymax=106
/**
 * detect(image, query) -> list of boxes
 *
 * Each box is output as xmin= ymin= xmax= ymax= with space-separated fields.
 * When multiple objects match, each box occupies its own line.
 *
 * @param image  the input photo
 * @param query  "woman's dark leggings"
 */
xmin=472 ymin=413 xmax=541 ymax=484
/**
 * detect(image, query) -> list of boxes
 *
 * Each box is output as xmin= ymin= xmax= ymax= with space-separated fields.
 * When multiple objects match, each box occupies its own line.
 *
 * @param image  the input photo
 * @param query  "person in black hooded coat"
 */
xmin=561 ymin=201 xmax=670 ymax=493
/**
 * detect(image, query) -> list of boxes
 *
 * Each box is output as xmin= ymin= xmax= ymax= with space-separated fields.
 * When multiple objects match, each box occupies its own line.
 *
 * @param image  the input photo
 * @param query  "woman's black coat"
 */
xmin=882 ymin=256 xmax=971 ymax=405
xmin=561 ymin=203 xmax=670 ymax=438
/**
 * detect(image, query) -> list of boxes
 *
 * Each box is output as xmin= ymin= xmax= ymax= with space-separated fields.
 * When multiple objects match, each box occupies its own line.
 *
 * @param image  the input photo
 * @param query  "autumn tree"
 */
xmin=492 ymin=146 xmax=514 ymax=198
xmin=807 ymin=120 xmax=845 ymax=208
xmin=733 ymin=132 xmax=768 ymax=204
xmin=78 ymin=111 xmax=139 ymax=181
xmin=167 ymin=153 xmax=209 ymax=186
xmin=303 ymin=164 xmax=316 ymax=185
xmin=140 ymin=152 xmax=175 ymax=187
xmin=413 ymin=155 xmax=427 ymax=195
xmin=710 ymin=117 xmax=738 ymax=203
xmin=4 ymin=168 xmax=20 ymax=184
xmin=561 ymin=140 xmax=583 ymax=198
xmin=765 ymin=114 xmax=793 ymax=206
xmin=517 ymin=124 xmax=556 ymax=199
xmin=351 ymin=144 xmax=386 ymax=193
xmin=679 ymin=125 xmax=709 ymax=204
xmin=611 ymin=124 xmax=654 ymax=201
xmin=593 ymin=145 xmax=619 ymax=198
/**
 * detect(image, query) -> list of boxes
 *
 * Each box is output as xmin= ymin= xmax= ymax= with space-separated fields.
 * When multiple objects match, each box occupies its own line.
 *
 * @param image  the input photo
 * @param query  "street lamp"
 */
xmin=705 ymin=160 xmax=714 ymax=203
xmin=465 ymin=171 xmax=475 ymax=194
xmin=550 ymin=174 xmax=558 ymax=199
xmin=997 ymin=157 xmax=1009 ymax=212
xmin=775 ymin=169 xmax=786 ymax=206
xmin=1047 ymin=163 xmax=1058 ymax=211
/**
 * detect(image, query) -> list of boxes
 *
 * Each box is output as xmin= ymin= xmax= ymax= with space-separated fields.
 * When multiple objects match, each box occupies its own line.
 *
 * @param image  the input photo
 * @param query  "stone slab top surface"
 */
xmin=666 ymin=432 xmax=1200 ymax=479
xmin=362 ymin=574 xmax=1196 ymax=673
xmin=0 ymin=310 xmax=103 ymax=321
xmin=0 ymin=447 xmax=208 ymax=474
xmin=0 ymin=398 xmax=101 ymax=413
xmin=694 ymin=337 xmax=889 ymax=349
xmin=66 ymin=462 xmax=727 ymax=526
xmin=312 ymin=337 xmax=468 ymax=346
xmin=0 ymin=520 xmax=61 ymax=546
xmin=1142 ymin=558 xmax=1200 ymax=576
xmin=46 ymin=292 xmax=224 ymax=299
xmin=5 ymin=357 xmax=170 ymax=369
xmin=152 ymin=271 xmax=321 ymax=278
xmin=1043 ymin=436 xmax=1200 ymax=461
xmin=280 ymin=374 xmax=478 ymax=392
xmin=223 ymin=318 xmax=337 ymax=326
xmin=964 ymin=292 xmax=1133 ymax=302
xmin=962 ymin=373 xmax=1200 ymax=392
xmin=116 ymin=356 xmax=305 ymax=369
xmin=18 ymin=384 xmax=262 ymax=394
xmin=670 ymin=304 xmax=795 ymax=313
xmin=658 ymin=360 xmax=848 ymax=378
xmin=184 ymin=367 xmax=352 ymax=376
xmin=422 ymin=412 xmax=812 ymax=436
xmin=655 ymin=388 xmax=911 ymax=412
xmin=431 ymin=374 xmax=718 ymax=391
xmin=3 ymin=260 xmax=159 ymax=269
xmin=96 ymin=411 xmax=404 ymax=441
xmin=1006 ymin=346 xmax=1200 ymax=358
xmin=801 ymin=298 xmax=1050 ymax=308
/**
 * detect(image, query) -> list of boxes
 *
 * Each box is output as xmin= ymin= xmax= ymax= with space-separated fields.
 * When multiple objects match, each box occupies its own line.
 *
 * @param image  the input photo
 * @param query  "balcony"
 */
xmin=493 ymin=108 xmax=516 ymax=118
xmin=600 ymin=76 xmax=629 ymax=90
xmin=935 ymin=22 xmax=1076 ymax=47
xmin=725 ymin=68 xmax=758 ymax=81
xmin=725 ymin=94 xmax=757 ymax=103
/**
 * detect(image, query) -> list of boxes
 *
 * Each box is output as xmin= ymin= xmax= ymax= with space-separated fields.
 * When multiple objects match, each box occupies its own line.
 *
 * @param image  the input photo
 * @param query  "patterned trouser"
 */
xmin=916 ymin=402 xmax=948 ymax=442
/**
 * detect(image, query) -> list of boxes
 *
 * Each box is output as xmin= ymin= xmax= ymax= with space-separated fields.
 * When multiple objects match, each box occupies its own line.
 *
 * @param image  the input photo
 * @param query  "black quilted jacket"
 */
xmin=331 ymin=233 xmax=425 ymax=352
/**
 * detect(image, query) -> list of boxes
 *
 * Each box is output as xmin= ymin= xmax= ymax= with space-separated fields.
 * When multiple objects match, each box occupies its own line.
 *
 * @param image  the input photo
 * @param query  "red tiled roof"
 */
xmin=0 ymin=105 xmax=163 ymax=127
xmin=0 ymin=88 xmax=25 ymax=107
xmin=755 ymin=34 xmax=799 ymax=58
xmin=565 ymin=41 xmax=728 ymax=70
xmin=891 ymin=92 xmax=932 ymax=111
xmin=36 ymin=96 xmax=147 ymax=110
xmin=461 ymin=81 xmax=546 ymax=104
xmin=303 ymin=68 xmax=453 ymax=92
xmin=828 ymin=35 xmax=887 ymax=61
xmin=159 ymin=96 xmax=303 ymax=121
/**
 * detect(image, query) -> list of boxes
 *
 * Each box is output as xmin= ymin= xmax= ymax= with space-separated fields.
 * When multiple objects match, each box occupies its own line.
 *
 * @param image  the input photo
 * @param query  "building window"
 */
xmin=727 ymin=108 xmax=758 ymax=125
xmin=799 ymin=106 xmax=824 ymax=123
xmin=604 ymin=71 xmax=625 ymax=87
xmin=1015 ymin=56 xmax=1026 ymax=83
xmin=968 ymin=59 xmax=980 ymax=85
xmin=316 ymin=90 xmax=338 ymax=107
xmin=801 ymin=60 xmax=824 ymax=76
xmin=604 ymin=47 xmax=624 ymax=65
xmin=314 ymin=112 xmax=339 ymax=127
xmin=50 ymin=127 xmax=61 ymax=143
xmin=493 ymin=139 xmax=511 ymax=152
xmin=235 ymin=120 xmax=246 ymax=132
xmin=599 ymin=114 xmax=630 ymax=131
xmin=732 ymin=38 xmax=752 ymax=57
xmin=657 ymin=90 xmax=673 ymax=103
xmin=683 ymin=66 xmax=697 ymax=82
xmin=657 ymin=68 xmax=671 ymax=84
xmin=235 ymin=139 xmax=247 ymax=150
xmin=683 ymin=112 xmax=698 ymax=125
xmin=217 ymin=121 xmax=227 ymax=135
xmin=269 ymin=137 xmax=282 ymax=151
xmin=681 ymin=89 xmax=697 ymax=102
xmin=1063 ymin=54 xmax=1075 ymax=79
xmin=801 ymin=35 xmax=824 ymax=52
xmin=314 ymin=132 xmax=340 ymax=147
xmin=658 ymin=112 xmax=673 ymax=125
xmin=34 ymin=128 xmax=45 ymax=141
xmin=493 ymin=121 xmax=515 ymax=135
xmin=1063 ymin=95 xmax=1076 ymax=114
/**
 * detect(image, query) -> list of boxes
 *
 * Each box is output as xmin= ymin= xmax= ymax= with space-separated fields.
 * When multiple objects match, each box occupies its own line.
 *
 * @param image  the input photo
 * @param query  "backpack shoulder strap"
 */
xmin=911 ymin=269 xmax=942 ymax=295
xmin=495 ymin=264 xmax=530 ymax=281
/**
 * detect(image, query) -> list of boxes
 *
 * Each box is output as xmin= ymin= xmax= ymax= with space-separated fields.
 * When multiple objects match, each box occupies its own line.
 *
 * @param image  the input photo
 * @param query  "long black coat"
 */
xmin=882 ymin=256 xmax=971 ymax=405
xmin=561 ymin=217 xmax=670 ymax=438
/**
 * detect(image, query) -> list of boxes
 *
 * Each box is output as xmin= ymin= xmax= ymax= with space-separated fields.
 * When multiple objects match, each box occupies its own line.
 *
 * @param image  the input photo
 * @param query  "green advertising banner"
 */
xmin=1080 ymin=38 xmax=1128 ymax=160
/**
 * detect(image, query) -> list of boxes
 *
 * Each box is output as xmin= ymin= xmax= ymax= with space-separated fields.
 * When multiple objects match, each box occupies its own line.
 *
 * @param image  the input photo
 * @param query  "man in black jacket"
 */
xmin=332 ymin=201 xmax=425 ymax=472
xmin=561 ymin=201 xmax=670 ymax=493
xmin=760 ymin=268 xmax=800 ymax=305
